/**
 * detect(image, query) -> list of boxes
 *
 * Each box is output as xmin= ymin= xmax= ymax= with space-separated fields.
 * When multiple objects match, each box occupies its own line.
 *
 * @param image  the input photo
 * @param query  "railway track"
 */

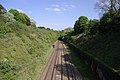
xmin=40 ymin=41 xmax=82 ymax=80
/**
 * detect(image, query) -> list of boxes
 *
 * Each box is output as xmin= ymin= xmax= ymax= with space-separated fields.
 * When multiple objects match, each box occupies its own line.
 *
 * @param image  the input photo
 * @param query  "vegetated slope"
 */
xmin=61 ymin=11 xmax=120 ymax=75
xmin=70 ymin=32 xmax=120 ymax=74
xmin=0 ymin=5 xmax=57 ymax=80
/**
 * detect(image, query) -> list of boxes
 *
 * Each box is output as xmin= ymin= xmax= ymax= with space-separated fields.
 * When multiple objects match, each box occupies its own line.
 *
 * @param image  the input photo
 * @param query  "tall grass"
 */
xmin=0 ymin=17 xmax=58 ymax=80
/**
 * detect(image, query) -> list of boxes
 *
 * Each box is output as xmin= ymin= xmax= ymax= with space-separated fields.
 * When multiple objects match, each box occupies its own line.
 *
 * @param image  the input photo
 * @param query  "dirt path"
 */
xmin=40 ymin=41 xmax=82 ymax=80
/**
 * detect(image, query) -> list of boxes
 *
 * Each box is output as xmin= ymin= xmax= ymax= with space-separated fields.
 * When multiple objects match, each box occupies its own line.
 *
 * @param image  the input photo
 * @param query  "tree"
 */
xmin=74 ymin=20 xmax=84 ymax=34
xmin=0 ymin=4 xmax=7 ymax=15
xmin=30 ymin=19 xmax=36 ymax=27
xmin=64 ymin=27 xmax=73 ymax=32
xmin=38 ymin=26 xmax=45 ymax=29
xmin=19 ymin=13 xmax=31 ymax=25
xmin=0 ymin=4 xmax=7 ymax=23
xmin=95 ymin=0 xmax=120 ymax=15
xmin=95 ymin=0 xmax=120 ymax=32
xmin=9 ymin=9 xmax=31 ymax=25
xmin=89 ymin=19 xmax=100 ymax=35
xmin=31 ymin=22 xmax=36 ymax=28
xmin=9 ymin=9 xmax=19 ymax=20
xmin=74 ymin=16 xmax=88 ymax=34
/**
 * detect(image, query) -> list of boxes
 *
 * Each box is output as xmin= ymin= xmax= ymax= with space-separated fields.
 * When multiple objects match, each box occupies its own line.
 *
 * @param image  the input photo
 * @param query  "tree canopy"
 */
xmin=0 ymin=4 xmax=7 ymax=14
xmin=9 ymin=9 xmax=31 ymax=25
xmin=89 ymin=19 xmax=100 ymax=35
xmin=95 ymin=0 xmax=120 ymax=15
xmin=74 ymin=16 xmax=88 ymax=34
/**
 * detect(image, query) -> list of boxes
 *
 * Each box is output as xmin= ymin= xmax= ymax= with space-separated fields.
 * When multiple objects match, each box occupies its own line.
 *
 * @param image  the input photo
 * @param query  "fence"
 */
xmin=66 ymin=42 xmax=120 ymax=80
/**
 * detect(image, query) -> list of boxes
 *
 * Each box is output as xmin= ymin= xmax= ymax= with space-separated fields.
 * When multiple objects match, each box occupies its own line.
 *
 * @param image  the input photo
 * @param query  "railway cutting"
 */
xmin=40 ymin=41 xmax=82 ymax=80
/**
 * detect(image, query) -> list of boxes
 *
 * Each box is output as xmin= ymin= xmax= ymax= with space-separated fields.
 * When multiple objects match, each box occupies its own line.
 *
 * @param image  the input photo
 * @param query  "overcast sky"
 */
xmin=0 ymin=0 xmax=99 ymax=30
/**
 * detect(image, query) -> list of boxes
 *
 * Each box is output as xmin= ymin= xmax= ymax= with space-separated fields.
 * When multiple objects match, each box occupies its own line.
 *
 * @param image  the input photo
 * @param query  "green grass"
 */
xmin=0 ymin=5 xmax=58 ymax=80
xmin=69 ymin=32 xmax=120 ymax=74
xmin=66 ymin=45 xmax=95 ymax=80
xmin=0 ymin=14 xmax=58 ymax=80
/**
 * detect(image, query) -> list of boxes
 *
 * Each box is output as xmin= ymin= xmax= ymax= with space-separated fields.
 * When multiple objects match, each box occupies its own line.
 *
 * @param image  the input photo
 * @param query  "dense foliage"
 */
xmin=96 ymin=0 xmax=120 ymax=32
xmin=61 ymin=0 xmax=120 ymax=75
xmin=74 ymin=16 xmax=89 ymax=34
xmin=0 ymin=5 xmax=57 ymax=80
xmin=9 ymin=9 xmax=31 ymax=26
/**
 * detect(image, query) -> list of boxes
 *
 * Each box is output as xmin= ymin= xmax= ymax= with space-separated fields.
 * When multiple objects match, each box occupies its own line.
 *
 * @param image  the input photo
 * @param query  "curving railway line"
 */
xmin=40 ymin=41 xmax=82 ymax=80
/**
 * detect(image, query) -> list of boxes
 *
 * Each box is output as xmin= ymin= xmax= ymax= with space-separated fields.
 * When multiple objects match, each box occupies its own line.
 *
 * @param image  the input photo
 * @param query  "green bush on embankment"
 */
xmin=0 ymin=4 xmax=58 ymax=80
xmin=60 ymin=13 xmax=120 ymax=76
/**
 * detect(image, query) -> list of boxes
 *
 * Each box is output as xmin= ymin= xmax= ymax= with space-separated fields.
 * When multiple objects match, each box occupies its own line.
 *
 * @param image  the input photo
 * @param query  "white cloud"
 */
xmin=70 ymin=5 xmax=76 ymax=8
xmin=52 ymin=4 xmax=60 ymax=7
xmin=16 ymin=9 xmax=24 ymax=13
xmin=65 ymin=4 xmax=76 ymax=9
xmin=61 ymin=7 xmax=66 ymax=11
xmin=65 ymin=4 xmax=69 ymax=7
xmin=53 ymin=8 xmax=61 ymax=12
xmin=28 ymin=11 xmax=32 ymax=14
xmin=58 ymin=12 xmax=63 ymax=14
xmin=45 ymin=8 xmax=51 ymax=11
xmin=44 ymin=4 xmax=76 ymax=14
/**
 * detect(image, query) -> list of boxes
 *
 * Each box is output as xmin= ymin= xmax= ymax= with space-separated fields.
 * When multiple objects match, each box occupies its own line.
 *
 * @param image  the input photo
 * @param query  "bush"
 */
xmin=0 ymin=60 xmax=16 ymax=80
xmin=74 ymin=16 xmax=88 ymax=34
xmin=9 ymin=9 xmax=31 ymax=26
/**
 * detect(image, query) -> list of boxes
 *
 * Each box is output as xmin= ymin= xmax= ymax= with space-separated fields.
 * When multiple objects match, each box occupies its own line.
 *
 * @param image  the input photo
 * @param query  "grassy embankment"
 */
xmin=62 ymin=31 xmax=120 ymax=80
xmin=70 ymin=32 xmax=120 ymax=74
xmin=0 ymin=5 xmax=58 ymax=80
xmin=64 ymin=44 xmax=95 ymax=80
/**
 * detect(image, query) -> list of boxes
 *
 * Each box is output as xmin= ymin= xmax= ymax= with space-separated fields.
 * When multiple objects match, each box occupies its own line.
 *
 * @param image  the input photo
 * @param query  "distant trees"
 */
xmin=64 ymin=27 xmax=73 ymax=32
xmin=74 ymin=16 xmax=88 ymax=34
xmin=73 ymin=13 xmax=119 ymax=35
xmin=60 ymin=0 xmax=120 ymax=44
xmin=74 ymin=16 xmax=100 ymax=35
xmin=38 ymin=27 xmax=46 ymax=29
xmin=9 ymin=9 xmax=31 ymax=26
xmin=72 ymin=0 xmax=120 ymax=36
